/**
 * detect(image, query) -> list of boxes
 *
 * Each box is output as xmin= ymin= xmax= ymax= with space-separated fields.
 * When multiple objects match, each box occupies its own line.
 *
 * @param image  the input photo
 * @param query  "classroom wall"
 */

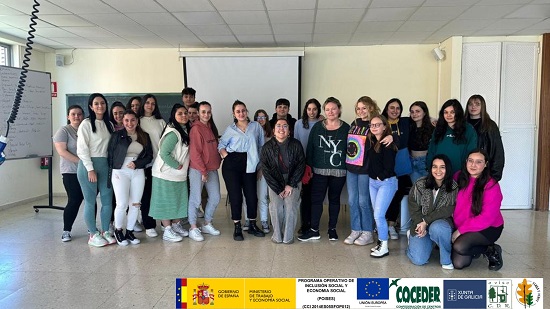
xmin=0 ymin=49 xmax=48 ymax=209
xmin=39 ymin=45 xmax=438 ymax=198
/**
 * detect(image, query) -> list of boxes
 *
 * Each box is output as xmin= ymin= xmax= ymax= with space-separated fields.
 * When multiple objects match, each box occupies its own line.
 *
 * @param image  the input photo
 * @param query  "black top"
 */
xmin=408 ymin=123 xmax=434 ymax=151
xmin=366 ymin=135 xmax=397 ymax=180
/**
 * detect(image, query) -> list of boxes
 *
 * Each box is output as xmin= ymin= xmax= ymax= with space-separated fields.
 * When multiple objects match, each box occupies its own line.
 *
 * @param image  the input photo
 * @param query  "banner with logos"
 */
xmin=176 ymin=277 xmax=543 ymax=309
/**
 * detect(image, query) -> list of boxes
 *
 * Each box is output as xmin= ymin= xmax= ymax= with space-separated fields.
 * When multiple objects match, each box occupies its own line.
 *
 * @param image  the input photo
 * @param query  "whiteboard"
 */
xmin=0 ymin=66 xmax=52 ymax=159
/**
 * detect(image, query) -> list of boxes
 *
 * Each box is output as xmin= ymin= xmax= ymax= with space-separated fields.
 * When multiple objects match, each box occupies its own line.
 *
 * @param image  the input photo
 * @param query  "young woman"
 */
xmin=344 ymin=96 xmax=381 ymax=246
xmin=465 ymin=94 xmax=505 ymax=181
xmin=110 ymin=101 xmax=125 ymax=131
xmin=126 ymin=96 xmax=141 ymax=114
xmin=408 ymin=101 xmax=435 ymax=184
xmin=452 ymin=149 xmax=504 ymax=271
xmin=299 ymin=97 xmax=350 ymax=242
xmin=219 ymin=100 xmax=265 ymax=241
xmin=138 ymin=94 xmax=166 ymax=237
xmin=427 ymin=99 xmax=478 ymax=175
xmin=149 ymin=104 xmax=191 ymax=242
xmin=367 ymin=115 xmax=398 ymax=258
xmin=260 ymin=118 xmax=305 ymax=244
xmin=293 ymin=98 xmax=322 ymax=234
xmin=382 ymin=98 xmax=412 ymax=240
xmin=187 ymin=102 xmax=222 ymax=242
xmin=76 ymin=93 xmax=115 ymax=247
xmin=406 ymin=154 xmax=458 ymax=269
xmin=108 ymin=110 xmax=153 ymax=246
xmin=254 ymin=109 xmax=273 ymax=233
xmin=53 ymin=105 xmax=84 ymax=242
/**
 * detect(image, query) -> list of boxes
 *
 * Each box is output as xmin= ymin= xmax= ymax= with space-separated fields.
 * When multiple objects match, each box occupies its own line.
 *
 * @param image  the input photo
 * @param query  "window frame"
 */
xmin=0 ymin=43 xmax=12 ymax=66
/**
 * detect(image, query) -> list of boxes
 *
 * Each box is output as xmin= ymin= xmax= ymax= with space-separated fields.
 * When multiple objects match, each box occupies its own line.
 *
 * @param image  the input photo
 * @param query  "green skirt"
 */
xmin=149 ymin=177 xmax=188 ymax=220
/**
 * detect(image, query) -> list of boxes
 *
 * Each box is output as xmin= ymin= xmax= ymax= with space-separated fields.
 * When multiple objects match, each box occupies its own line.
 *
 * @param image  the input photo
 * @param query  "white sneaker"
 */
xmin=162 ymin=227 xmax=183 ymax=242
xmin=146 ymin=228 xmax=158 ymax=238
xmin=201 ymin=223 xmax=220 ymax=236
xmin=102 ymin=231 xmax=117 ymax=245
xmin=188 ymin=228 xmax=204 ymax=242
xmin=88 ymin=231 xmax=108 ymax=247
xmin=133 ymin=221 xmax=143 ymax=232
xmin=172 ymin=222 xmax=189 ymax=237
xmin=371 ymin=240 xmax=389 ymax=258
xmin=61 ymin=231 xmax=72 ymax=242
xmin=344 ymin=231 xmax=361 ymax=245
xmin=442 ymin=263 xmax=454 ymax=270
xmin=388 ymin=226 xmax=399 ymax=240
xmin=354 ymin=231 xmax=374 ymax=246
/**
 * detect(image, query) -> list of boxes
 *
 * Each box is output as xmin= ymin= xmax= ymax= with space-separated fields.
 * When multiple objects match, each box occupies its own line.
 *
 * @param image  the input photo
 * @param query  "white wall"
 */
xmin=0 ymin=49 xmax=48 ymax=208
xmin=2 ymin=44 xmax=440 ymax=205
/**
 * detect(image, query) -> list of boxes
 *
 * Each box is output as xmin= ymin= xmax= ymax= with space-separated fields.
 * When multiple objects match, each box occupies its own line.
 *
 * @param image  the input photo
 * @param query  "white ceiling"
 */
xmin=1 ymin=0 xmax=550 ymax=49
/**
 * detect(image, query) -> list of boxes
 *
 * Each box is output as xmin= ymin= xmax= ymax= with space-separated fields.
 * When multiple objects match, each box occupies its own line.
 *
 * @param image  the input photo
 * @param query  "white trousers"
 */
xmin=112 ymin=157 xmax=145 ymax=230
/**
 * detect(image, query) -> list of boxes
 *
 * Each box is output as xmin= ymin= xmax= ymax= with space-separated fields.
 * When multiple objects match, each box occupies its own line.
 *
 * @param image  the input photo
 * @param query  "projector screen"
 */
xmin=183 ymin=53 xmax=302 ymax=131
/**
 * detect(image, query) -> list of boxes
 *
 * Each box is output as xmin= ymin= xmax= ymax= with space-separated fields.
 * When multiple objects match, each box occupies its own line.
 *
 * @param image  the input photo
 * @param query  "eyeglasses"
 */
xmin=369 ymin=123 xmax=383 ymax=128
xmin=256 ymin=116 xmax=266 ymax=120
xmin=275 ymin=124 xmax=289 ymax=129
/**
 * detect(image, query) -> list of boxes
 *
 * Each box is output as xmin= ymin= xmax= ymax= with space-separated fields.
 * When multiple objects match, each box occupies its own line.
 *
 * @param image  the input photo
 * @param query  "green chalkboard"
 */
xmin=66 ymin=93 xmax=182 ymax=122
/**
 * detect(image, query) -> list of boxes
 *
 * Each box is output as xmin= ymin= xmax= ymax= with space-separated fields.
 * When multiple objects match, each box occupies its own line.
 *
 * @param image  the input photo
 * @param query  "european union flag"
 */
xmin=357 ymin=278 xmax=390 ymax=299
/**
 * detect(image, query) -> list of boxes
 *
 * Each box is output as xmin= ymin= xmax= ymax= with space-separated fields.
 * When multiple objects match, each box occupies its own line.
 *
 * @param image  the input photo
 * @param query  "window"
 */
xmin=0 ymin=43 xmax=11 ymax=66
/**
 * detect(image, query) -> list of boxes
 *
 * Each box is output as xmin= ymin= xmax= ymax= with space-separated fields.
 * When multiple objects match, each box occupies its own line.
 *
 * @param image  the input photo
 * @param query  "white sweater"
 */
xmin=77 ymin=119 xmax=111 ymax=171
xmin=140 ymin=116 xmax=166 ymax=165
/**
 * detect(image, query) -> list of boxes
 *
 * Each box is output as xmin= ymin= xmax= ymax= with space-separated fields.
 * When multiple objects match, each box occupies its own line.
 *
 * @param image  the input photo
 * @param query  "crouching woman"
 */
xmin=406 ymin=154 xmax=458 ymax=269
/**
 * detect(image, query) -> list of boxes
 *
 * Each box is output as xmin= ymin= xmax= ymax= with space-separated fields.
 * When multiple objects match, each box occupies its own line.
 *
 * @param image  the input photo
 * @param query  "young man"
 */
xmin=181 ymin=87 xmax=196 ymax=109
xmin=269 ymin=98 xmax=297 ymax=137
xmin=188 ymin=102 xmax=199 ymax=124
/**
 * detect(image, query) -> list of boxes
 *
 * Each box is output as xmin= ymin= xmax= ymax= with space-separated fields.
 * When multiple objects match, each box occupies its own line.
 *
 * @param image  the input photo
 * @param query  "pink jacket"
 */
xmin=453 ymin=177 xmax=504 ymax=234
xmin=189 ymin=121 xmax=221 ymax=175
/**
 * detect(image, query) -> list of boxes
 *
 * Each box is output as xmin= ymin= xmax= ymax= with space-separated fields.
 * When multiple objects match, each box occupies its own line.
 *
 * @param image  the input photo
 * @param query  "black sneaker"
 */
xmin=125 ymin=230 xmax=141 ymax=245
xmin=233 ymin=222 xmax=244 ymax=241
xmin=328 ymin=228 xmax=338 ymax=241
xmin=114 ymin=229 xmax=128 ymax=246
xmin=248 ymin=221 xmax=265 ymax=237
xmin=298 ymin=229 xmax=321 ymax=241
xmin=487 ymin=244 xmax=503 ymax=271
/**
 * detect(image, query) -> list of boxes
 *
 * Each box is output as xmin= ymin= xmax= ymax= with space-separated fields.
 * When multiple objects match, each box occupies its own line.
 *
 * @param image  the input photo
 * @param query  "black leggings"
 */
xmin=140 ymin=167 xmax=157 ymax=229
xmin=222 ymin=152 xmax=258 ymax=221
xmin=300 ymin=181 xmax=312 ymax=230
xmin=452 ymin=225 xmax=504 ymax=269
xmin=385 ymin=175 xmax=412 ymax=222
xmin=62 ymin=173 xmax=84 ymax=231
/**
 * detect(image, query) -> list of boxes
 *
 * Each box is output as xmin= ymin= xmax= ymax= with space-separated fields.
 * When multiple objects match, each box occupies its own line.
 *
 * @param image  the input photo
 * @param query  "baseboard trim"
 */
xmin=0 ymin=194 xmax=49 ymax=211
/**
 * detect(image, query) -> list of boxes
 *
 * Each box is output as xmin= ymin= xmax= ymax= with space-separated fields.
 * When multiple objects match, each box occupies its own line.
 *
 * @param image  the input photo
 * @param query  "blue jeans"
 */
xmin=346 ymin=172 xmax=373 ymax=232
xmin=410 ymin=155 xmax=428 ymax=184
xmin=407 ymin=219 xmax=453 ymax=266
xmin=257 ymin=175 xmax=269 ymax=222
xmin=369 ymin=177 xmax=397 ymax=241
xmin=77 ymin=158 xmax=112 ymax=234
xmin=188 ymin=168 xmax=221 ymax=225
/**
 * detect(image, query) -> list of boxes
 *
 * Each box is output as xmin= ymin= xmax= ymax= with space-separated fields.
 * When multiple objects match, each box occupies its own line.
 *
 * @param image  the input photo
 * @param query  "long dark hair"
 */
xmin=232 ymin=100 xmax=250 ymax=123
xmin=126 ymin=96 xmax=142 ymax=112
xmin=367 ymin=115 xmax=398 ymax=153
xmin=162 ymin=104 xmax=190 ymax=145
xmin=66 ymin=105 xmax=84 ymax=125
xmin=301 ymin=98 xmax=321 ymax=129
xmin=199 ymin=101 xmax=219 ymax=138
xmin=382 ymin=98 xmax=403 ymax=119
xmin=425 ymin=154 xmax=455 ymax=192
xmin=410 ymin=101 xmax=433 ymax=146
xmin=122 ymin=110 xmax=148 ymax=146
xmin=139 ymin=94 xmax=163 ymax=119
xmin=458 ymin=149 xmax=492 ymax=216
xmin=254 ymin=109 xmax=272 ymax=138
xmin=109 ymin=101 xmax=125 ymax=127
xmin=434 ymin=99 xmax=467 ymax=144
xmin=87 ymin=93 xmax=114 ymax=134
xmin=465 ymin=94 xmax=495 ymax=134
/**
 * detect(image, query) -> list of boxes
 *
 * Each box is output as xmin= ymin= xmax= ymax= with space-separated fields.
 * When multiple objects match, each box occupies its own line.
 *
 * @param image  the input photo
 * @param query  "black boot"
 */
xmin=248 ymin=220 xmax=265 ymax=237
xmin=486 ymin=244 xmax=503 ymax=271
xmin=233 ymin=222 xmax=244 ymax=241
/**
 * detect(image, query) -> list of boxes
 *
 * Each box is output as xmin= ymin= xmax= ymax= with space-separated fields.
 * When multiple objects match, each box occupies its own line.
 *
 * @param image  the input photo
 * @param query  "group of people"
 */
xmin=53 ymin=89 xmax=505 ymax=271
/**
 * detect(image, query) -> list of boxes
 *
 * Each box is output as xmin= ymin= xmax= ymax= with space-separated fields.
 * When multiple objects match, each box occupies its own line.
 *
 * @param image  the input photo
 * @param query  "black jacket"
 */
xmin=260 ymin=137 xmax=305 ymax=194
xmin=477 ymin=120 xmax=505 ymax=181
xmin=107 ymin=129 xmax=153 ymax=183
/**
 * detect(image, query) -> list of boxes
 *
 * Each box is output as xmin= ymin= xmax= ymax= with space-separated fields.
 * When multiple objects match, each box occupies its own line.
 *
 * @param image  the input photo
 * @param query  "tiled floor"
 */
xmin=0 ymin=197 xmax=548 ymax=308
